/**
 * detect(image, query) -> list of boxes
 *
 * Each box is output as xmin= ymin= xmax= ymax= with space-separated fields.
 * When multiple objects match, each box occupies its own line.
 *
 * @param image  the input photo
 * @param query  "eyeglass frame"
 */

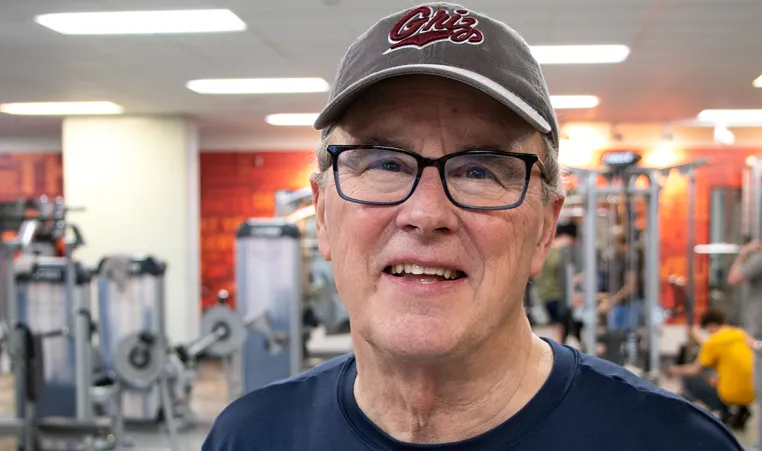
xmin=326 ymin=144 xmax=551 ymax=211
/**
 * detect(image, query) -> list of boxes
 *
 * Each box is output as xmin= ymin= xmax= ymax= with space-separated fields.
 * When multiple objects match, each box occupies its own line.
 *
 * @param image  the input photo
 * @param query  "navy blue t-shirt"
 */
xmin=203 ymin=340 xmax=742 ymax=450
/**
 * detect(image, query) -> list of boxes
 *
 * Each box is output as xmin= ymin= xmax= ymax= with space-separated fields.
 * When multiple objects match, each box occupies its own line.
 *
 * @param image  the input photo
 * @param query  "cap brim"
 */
xmin=314 ymin=63 xmax=551 ymax=136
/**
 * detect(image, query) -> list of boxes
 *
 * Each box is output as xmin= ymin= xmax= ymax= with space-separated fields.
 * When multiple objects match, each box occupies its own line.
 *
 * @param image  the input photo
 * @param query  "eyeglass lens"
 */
xmin=336 ymin=147 xmax=529 ymax=208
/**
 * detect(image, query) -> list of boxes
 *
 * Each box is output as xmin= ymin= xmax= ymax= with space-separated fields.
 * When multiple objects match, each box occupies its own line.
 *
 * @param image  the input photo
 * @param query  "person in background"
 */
xmin=607 ymin=233 xmax=644 ymax=332
xmin=727 ymin=239 xmax=762 ymax=338
xmin=535 ymin=221 xmax=577 ymax=342
xmin=668 ymin=308 xmax=757 ymax=429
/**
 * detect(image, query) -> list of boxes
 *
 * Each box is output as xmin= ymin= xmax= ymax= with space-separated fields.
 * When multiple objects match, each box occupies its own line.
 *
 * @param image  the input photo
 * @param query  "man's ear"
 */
xmin=529 ymin=196 xmax=564 ymax=276
xmin=311 ymin=173 xmax=331 ymax=262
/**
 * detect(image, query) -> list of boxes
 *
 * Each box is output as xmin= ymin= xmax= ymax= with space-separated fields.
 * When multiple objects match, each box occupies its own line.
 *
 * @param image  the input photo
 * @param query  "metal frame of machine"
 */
xmin=0 ymin=196 xmax=116 ymax=450
xmin=567 ymin=156 xmax=707 ymax=381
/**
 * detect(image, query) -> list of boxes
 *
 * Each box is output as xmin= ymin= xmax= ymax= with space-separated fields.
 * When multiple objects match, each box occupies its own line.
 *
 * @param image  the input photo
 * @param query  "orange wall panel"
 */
xmin=0 ymin=153 xmax=63 ymax=201
xmin=199 ymin=151 xmax=317 ymax=310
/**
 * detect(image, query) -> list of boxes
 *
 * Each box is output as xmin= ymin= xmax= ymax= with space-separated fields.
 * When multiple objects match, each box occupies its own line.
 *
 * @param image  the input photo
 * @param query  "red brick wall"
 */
xmin=0 ymin=153 xmax=63 ymax=201
xmin=199 ymin=151 xmax=317 ymax=309
xmin=0 ymin=153 xmax=63 ymax=241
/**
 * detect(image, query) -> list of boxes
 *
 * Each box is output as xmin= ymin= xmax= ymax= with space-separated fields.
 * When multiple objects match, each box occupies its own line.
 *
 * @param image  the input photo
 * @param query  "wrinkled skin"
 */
xmin=312 ymin=76 xmax=563 ymax=364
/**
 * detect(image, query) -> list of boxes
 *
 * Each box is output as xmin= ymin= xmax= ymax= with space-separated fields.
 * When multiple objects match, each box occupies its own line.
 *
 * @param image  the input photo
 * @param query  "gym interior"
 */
xmin=1 ymin=0 xmax=762 ymax=449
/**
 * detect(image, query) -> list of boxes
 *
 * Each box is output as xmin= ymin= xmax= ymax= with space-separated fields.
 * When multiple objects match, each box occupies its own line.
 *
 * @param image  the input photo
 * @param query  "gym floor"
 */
xmin=0 ymin=327 xmax=755 ymax=450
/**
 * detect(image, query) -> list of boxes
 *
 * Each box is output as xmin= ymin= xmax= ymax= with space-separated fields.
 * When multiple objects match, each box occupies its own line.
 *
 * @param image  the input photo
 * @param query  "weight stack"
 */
xmin=97 ymin=255 xmax=166 ymax=422
xmin=15 ymin=256 xmax=92 ymax=419
xmin=235 ymin=219 xmax=303 ymax=397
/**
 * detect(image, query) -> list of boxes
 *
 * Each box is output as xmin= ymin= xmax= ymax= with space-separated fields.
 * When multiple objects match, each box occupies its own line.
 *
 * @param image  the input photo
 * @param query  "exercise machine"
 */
xmin=0 ymin=196 xmax=116 ymax=450
xmin=234 ymin=218 xmax=303 ymax=396
xmin=275 ymin=188 xmax=349 ymax=339
xmin=567 ymin=152 xmax=707 ymax=382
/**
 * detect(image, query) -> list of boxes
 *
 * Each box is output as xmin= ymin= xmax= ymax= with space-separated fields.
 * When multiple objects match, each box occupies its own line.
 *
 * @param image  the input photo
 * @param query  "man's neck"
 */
xmin=352 ymin=320 xmax=554 ymax=444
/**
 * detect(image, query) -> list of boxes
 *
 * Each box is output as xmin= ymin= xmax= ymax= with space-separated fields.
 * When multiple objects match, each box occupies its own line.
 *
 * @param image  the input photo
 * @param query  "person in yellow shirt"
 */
xmin=668 ymin=308 xmax=756 ymax=429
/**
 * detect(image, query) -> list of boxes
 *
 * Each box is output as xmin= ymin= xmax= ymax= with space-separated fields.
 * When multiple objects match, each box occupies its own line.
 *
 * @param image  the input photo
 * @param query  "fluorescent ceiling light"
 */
xmin=754 ymin=75 xmax=762 ymax=88
xmin=34 ymin=9 xmax=246 ymax=35
xmin=550 ymin=95 xmax=599 ymax=109
xmin=187 ymin=78 xmax=330 ymax=94
xmin=266 ymin=113 xmax=319 ymax=126
xmin=0 ymin=101 xmax=123 ymax=115
xmin=531 ymin=45 xmax=630 ymax=64
xmin=697 ymin=109 xmax=762 ymax=123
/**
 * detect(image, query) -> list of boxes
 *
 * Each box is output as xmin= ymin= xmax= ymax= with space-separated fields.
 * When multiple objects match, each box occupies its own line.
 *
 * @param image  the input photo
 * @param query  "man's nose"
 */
xmin=395 ymin=167 xmax=459 ymax=235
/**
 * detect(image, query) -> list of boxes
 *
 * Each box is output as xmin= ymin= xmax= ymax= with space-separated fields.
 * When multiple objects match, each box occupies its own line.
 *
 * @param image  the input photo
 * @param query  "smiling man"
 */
xmin=203 ymin=3 xmax=742 ymax=450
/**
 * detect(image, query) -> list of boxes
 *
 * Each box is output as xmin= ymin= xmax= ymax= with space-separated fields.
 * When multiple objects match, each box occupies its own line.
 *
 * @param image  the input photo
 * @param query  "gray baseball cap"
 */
xmin=313 ymin=2 xmax=559 ymax=149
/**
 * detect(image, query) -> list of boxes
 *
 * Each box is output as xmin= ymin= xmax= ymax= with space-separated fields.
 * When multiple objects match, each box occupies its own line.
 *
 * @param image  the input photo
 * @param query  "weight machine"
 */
xmin=567 ymin=153 xmax=707 ymax=382
xmin=234 ymin=218 xmax=303 ymax=395
xmin=276 ymin=188 xmax=350 ymax=339
xmin=0 ymin=196 xmax=116 ymax=450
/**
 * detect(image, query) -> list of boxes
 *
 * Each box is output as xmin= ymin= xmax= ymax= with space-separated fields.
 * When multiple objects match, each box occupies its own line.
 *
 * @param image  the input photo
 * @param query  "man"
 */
xmin=668 ymin=308 xmax=755 ymax=429
xmin=203 ymin=3 xmax=741 ymax=449
xmin=607 ymin=233 xmax=644 ymax=332
xmin=727 ymin=239 xmax=762 ymax=337
xmin=727 ymin=239 xmax=762 ymax=443
xmin=535 ymin=222 xmax=576 ymax=342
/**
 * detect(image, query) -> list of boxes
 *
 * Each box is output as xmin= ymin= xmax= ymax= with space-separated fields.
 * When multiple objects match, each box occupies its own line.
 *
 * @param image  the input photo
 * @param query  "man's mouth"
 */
xmin=383 ymin=264 xmax=467 ymax=281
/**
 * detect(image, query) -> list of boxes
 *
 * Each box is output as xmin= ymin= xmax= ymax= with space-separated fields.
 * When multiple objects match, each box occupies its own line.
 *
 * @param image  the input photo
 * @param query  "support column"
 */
xmin=62 ymin=116 xmax=200 ymax=343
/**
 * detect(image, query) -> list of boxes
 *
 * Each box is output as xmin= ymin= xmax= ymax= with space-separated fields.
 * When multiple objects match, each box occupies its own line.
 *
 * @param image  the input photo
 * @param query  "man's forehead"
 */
xmin=333 ymin=77 xmax=540 ymax=151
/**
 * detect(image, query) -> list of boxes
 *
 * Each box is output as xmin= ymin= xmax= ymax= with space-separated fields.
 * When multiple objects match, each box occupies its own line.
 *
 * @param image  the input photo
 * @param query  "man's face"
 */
xmin=312 ymin=76 xmax=562 ymax=360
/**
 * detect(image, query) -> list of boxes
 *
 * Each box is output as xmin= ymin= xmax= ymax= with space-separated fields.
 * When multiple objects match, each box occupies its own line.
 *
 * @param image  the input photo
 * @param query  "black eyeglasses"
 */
xmin=327 ymin=145 xmax=549 ymax=211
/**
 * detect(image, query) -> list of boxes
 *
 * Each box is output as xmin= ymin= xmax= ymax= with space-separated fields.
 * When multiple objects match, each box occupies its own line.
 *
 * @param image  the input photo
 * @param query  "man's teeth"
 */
xmin=391 ymin=264 xmax=459 ymax=280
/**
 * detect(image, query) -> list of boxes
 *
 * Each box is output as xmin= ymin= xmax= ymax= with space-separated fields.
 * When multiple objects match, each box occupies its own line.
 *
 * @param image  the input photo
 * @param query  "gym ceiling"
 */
xmin=0 ymin=0 xmax=760 ymax=145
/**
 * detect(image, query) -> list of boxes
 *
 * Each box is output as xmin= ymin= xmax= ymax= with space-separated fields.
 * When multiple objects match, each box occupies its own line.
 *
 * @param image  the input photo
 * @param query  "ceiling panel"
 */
xmin=0 ymin=0 xmax=759 ymax=141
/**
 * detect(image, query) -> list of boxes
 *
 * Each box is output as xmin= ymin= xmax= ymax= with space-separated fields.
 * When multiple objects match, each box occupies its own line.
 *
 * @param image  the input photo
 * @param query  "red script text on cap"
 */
xmin=384 ymin=6 xmax=484 ymax=55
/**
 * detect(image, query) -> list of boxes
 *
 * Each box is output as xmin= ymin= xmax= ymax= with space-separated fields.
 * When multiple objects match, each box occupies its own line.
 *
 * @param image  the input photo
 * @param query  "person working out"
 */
xmin=668 ymin=309 xmax=756 ymax=429
xmin=203 ymin=3 xmax=742 ymax=449
xmin=607 ymin=233 xmax=645 ymax=332
xmin=535 ymin=221 xmax=577 ymax=342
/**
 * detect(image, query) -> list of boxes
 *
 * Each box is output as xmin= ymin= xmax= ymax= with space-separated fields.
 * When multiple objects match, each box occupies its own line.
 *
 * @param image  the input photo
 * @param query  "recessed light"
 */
xmin=697 ymin=109 xmax=762 ymax=123
xmin=550 ymin=95 xmax=599 ymax=109
xmin=753 ymin=75 xmax=762 ymax=88
xmin=34 ymin=9 xmax=246 ymax=35
xmin=531 ymin=45 xmax=630 ymax=64
xmin=187 ymin=78 xmax=330 ymax=94
xmin=0 ymin=101 xmax=123 ymax=115
xmin=265 ymin=113 xmax=320 ymax=126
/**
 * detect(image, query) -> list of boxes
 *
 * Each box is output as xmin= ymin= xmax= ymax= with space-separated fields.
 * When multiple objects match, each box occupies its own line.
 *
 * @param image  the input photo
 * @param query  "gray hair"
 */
xmin=314 ymin=132 xmax=565 ymax=204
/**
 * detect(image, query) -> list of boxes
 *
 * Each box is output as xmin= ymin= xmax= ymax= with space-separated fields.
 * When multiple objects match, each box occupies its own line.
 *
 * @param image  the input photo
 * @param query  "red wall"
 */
xmin=0 ymin=153 xmax=63 ymax=201
xmin=0 ymin=153 xmax=63 ymax=241
xmin=199 ymin=151 xmax=317 ymax=309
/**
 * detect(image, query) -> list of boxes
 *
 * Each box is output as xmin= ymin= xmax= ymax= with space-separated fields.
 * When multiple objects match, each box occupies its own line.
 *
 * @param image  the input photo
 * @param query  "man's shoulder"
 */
xmin=218 ymin=352 xmax=350 ymax=415
xmin=566 ymin=347 xmax=741 ymax=448
xmin=202 ymin=353 xmax=353 ymax=450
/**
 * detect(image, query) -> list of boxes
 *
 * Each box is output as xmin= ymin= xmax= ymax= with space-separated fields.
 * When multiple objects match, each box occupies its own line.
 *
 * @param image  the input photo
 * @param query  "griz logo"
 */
xmin=384 ymin=6 xmax=484 ymax=54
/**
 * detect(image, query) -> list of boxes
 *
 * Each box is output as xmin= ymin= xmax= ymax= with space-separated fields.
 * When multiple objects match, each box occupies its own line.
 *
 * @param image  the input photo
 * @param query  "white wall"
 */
xmin=62 ymin=116 xmax=199 ymax=343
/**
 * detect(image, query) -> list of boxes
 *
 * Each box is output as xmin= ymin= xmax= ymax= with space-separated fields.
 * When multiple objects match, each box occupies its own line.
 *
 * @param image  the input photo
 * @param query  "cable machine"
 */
xmin=568 ymin=153 xmax=707 ymax=382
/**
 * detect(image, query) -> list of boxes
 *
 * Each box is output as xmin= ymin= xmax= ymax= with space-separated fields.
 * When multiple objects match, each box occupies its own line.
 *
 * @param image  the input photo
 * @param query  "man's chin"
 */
xmin=363 ymin=322 xmax=464 ymax=362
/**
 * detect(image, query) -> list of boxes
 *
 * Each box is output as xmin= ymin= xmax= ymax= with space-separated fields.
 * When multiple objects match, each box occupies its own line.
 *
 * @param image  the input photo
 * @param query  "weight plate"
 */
xmin=200 ymin=307 xmax=245 ymax=357
xmin=113 ymin=332 xmax=167 ymax=389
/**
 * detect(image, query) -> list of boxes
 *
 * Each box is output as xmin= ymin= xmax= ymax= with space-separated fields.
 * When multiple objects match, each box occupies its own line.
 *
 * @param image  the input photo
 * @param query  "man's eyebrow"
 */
xmin=356 ymin=136 xmax=409 ymax=149
xmin=457 ymin=144 xmax=508 ymax=153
